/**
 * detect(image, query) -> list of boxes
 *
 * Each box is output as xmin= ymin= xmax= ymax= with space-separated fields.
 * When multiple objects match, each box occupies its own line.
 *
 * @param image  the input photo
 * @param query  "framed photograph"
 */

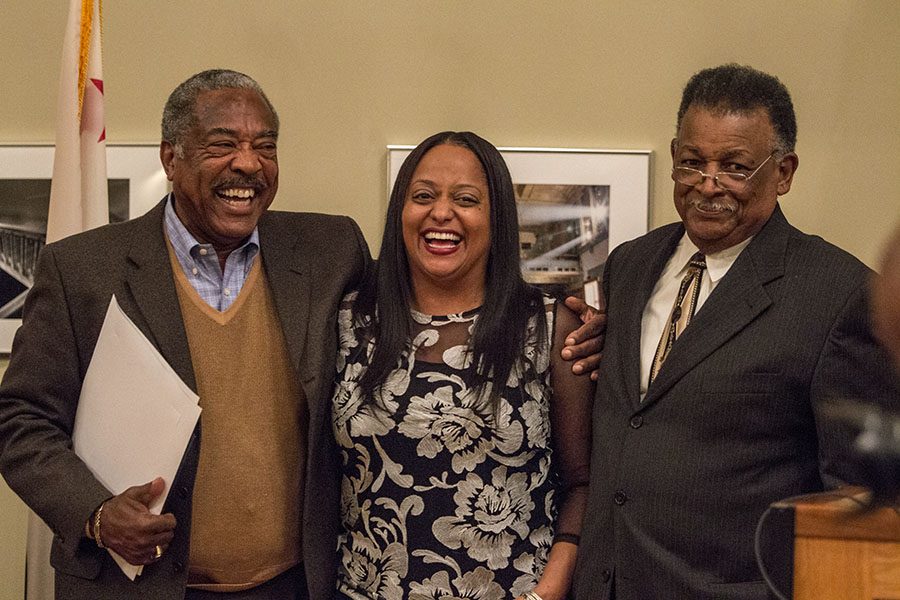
xmin=0 ymin=144 xmax=169 ymax=353
xmin=387 ymin=145 xmax=651 ymax=294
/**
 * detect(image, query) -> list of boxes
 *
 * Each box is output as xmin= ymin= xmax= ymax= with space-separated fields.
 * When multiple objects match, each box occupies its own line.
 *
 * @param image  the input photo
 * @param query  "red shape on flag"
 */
xmin=48 ymin=0 xmax=108 ymax=244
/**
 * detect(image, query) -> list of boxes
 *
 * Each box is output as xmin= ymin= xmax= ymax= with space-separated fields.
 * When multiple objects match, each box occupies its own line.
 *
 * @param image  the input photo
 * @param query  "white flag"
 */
xmin=28 ymin=2 xmax=108 ymax=598
xmin=46 ymin=0 xmax=108 ymax=243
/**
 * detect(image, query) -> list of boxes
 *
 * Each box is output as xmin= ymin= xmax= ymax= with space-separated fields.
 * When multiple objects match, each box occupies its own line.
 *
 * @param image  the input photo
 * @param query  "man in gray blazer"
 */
xmin=0 ymin=70 xmax=369 ymax=600
xmin=573 ymin=64 xmax=900 ymax=600
xmin=0 ymin=69 xmax=603 ymax=600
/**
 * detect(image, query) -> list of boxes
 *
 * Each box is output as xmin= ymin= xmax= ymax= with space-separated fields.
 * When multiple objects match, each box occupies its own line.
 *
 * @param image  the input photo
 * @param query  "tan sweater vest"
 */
xmin=169 ymin=248 xmax=306 ymax=591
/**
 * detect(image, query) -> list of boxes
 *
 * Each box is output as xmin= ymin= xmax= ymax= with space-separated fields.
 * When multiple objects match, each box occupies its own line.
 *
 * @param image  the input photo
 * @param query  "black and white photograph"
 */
xmin=0 ymin=145 xmax=167 ymax=351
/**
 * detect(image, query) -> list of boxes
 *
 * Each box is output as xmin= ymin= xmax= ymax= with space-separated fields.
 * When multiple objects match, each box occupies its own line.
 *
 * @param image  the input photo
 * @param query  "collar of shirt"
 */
xmin=163 ymin=194 xmax=260 ymax=311
xmin=669 ymin=233 xmax=754 ymax=285
xmin=638 ymin=232 xmax=754 ymax=398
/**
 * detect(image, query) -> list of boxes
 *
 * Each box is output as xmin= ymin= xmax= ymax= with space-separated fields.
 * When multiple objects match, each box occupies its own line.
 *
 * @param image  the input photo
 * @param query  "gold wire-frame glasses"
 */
xmin=671 ymin=153 xmax=775 ymax=191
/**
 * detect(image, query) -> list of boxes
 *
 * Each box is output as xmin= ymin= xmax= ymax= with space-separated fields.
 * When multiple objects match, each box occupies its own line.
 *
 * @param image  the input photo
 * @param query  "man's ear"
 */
xmin=776 ymin=152 xmax=799 ymax=196
xmin=160 ymin=142 xmax=176 ymax=181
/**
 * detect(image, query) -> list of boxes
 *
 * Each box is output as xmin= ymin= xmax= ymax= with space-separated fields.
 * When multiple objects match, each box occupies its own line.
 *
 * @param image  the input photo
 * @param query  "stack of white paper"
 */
xmin=73 ymin=295 xmax=201 ymax=579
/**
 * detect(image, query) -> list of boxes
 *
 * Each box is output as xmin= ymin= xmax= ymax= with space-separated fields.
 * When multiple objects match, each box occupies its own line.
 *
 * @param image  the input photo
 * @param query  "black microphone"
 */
xmin=819 ymin=400 xmax=900 ymax=504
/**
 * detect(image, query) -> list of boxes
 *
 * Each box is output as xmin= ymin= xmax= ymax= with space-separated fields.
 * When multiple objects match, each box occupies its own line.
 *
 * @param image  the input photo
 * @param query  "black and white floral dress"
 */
xmin=331 ymin=292 xmax=589 ymax=600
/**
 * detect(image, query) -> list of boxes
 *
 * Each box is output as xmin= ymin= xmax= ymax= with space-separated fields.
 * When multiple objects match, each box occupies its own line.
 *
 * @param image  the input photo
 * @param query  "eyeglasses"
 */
xmin=671 ymin=153 xmax=774 ymax=192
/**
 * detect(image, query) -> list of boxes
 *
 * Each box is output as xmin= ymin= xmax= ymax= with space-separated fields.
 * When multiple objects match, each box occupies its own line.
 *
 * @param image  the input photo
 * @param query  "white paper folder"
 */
xmin=73 ymin=295 xmax=200 ymax=579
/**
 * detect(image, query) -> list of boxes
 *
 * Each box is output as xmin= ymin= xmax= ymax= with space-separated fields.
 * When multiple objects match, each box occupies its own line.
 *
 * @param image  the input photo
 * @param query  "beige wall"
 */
xmin=3 ymin=1 xmax=899 ymax=265
xmin=1 ymin=0 xmax=898 ymax=594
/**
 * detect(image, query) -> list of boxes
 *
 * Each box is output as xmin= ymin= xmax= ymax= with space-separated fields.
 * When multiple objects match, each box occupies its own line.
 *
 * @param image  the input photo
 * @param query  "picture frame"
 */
xmin=387 ymin=145 xmax=651 ymax=294
xmin=0 ymin=144 xmax=169 ymax=353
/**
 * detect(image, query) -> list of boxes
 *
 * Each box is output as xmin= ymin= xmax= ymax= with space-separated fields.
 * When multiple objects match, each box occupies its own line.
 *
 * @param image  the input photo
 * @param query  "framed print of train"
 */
xmin=0 ymin=144 xmax=168 ymax=352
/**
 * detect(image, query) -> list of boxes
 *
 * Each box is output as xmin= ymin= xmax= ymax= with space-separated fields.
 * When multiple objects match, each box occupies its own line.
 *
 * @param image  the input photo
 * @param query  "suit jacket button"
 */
xmin=179 ymin=486 xmax=190 ymax=499
xmin=601 ymin=569 xmax=612 ymax=582
xmin=173 ymin=561 xmax=184 ymax=574
xmin=613 ymin=490 xmax=628 ymax=505
xmin=629 ymin=415 xmax=643 ymax=429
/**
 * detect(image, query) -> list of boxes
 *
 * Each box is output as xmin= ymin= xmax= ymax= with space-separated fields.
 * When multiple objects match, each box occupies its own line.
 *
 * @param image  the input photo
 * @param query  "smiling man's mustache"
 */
xmin=214 ymin=177 xmax=266 ymax=191
xmin=688 ymin=197 xmax=736 ymax=214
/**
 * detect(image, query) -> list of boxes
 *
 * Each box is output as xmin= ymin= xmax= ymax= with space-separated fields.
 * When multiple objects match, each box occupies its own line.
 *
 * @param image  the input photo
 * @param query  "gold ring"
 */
xmin=154 ymin=545 xmax=163 ymax=559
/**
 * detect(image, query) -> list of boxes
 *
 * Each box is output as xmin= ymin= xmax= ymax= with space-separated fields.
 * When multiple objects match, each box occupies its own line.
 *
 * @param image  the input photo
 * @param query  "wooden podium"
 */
xmin=760 ymin=488 xmax=900 ymax=599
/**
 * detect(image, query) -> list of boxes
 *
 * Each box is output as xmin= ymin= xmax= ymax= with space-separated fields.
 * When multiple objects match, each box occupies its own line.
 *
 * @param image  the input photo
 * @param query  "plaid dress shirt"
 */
xmin=163 ymin=195 xmax=260 ymax=311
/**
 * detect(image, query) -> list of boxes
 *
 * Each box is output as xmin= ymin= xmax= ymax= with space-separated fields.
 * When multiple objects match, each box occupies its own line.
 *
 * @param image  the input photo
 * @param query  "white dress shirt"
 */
xmin=639 ymin=234 xmax=753 ymax=398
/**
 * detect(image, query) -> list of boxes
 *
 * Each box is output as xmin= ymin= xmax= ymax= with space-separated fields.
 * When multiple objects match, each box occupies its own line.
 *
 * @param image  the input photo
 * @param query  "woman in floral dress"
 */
xmin=331 ymin=131 xmax=593 ymax=600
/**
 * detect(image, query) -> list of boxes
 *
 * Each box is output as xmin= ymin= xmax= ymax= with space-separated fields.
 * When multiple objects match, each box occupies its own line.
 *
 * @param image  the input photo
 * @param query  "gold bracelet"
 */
xmin=92 ymin=502 xmax=106 ymax=549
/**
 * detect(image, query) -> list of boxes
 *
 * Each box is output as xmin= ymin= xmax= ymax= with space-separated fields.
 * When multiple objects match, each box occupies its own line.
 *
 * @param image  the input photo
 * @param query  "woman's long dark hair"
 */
xmin=355 ymin=131 xmax=546 ymax=403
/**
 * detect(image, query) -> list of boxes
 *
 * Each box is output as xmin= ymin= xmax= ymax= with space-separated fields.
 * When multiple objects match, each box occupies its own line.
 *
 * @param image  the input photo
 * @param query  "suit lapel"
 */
xmin=621 ymin=226 xmax=683 ymax=408
xmin=640 ymin=206 xmax=790 ymax=409
xmin=258 ymin=214 xmax=312 ymax=383
xmin=123 ymin=199 xmax=197 ymax=391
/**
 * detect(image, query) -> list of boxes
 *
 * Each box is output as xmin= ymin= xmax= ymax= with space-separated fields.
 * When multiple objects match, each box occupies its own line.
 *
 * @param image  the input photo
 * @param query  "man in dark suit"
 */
xmin=0 ymin=70 xmax=369 ymax=600
xmin=573 ymin=64 xmax=900 ymax=600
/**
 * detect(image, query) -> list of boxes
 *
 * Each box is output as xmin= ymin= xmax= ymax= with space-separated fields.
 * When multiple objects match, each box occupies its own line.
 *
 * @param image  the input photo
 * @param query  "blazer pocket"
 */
xmin=50 ymin=536 xmax=102 ymax=580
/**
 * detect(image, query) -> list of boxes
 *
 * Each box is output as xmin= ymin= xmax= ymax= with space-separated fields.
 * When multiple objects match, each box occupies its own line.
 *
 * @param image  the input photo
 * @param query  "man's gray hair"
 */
xmin=161 ymin=69 xmax=279 ymax=155
xmin=676 ymin=64 xmax=796 ymax=155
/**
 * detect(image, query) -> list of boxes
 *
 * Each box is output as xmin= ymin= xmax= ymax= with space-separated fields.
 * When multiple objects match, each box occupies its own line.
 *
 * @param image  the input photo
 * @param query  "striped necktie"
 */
xmin=649 ymin=252 xmax=706 ymax=385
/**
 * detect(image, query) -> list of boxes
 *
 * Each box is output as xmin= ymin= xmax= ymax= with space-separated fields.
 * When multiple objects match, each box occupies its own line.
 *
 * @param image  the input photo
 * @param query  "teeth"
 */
xmin=424 ymin=231 xmax=461 ymax=242
xmin=219 ymin=188 xmax=255 ymax=199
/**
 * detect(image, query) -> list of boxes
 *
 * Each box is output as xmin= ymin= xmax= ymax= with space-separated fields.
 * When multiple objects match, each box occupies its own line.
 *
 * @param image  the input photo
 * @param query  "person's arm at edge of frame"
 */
xmin=810 ymin=275 xmax=900 ymax=489
xmin=0 ymin=242 xmax=176 ymax=565
xmin=519 ymin=301 xmax=595 ymax=600
xmin=0 ymin=243 xmax=116 ymax=555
